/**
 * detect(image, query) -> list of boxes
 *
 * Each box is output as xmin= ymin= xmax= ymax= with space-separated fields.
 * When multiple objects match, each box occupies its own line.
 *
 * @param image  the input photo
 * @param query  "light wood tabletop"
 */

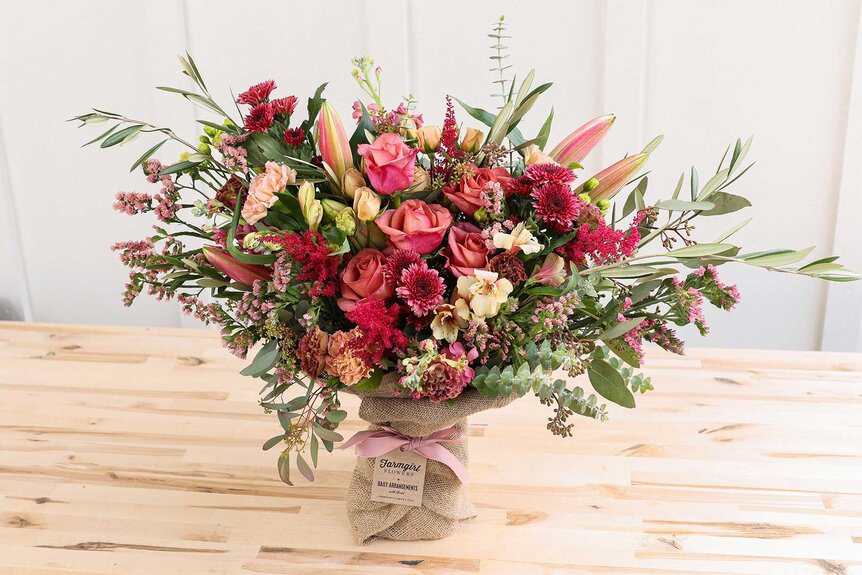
xmin=1 ymin=322 xmax=861 ymax=574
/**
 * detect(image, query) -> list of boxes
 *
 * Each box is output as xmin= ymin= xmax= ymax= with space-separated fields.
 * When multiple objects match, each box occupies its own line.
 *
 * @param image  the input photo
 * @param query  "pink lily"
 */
xmin=202 ymin=246 xmax=272 ymax=285
xmin=550 ymin=114 xmax=615 ymax=167
xmin=577 ymin=152 xmax=649 ymax=202
xmin=317 ymin=101 xmax=353 ymax=180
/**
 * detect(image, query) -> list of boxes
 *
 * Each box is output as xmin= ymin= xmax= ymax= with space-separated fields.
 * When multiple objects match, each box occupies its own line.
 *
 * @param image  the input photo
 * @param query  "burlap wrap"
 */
xmin=343 ymin=373 xmax=516 ymax=543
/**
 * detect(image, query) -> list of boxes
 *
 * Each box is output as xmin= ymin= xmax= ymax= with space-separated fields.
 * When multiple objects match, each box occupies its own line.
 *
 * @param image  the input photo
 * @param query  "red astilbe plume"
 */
xmin=345 ymin=298 xmax=409 ymax=365
xmin=532 ymin=183 xmax=583 ymax=232
xmin=263 ymin=230 xmax=342 ymax=297
xmin=237 ymin=80 xmax=277 ymax=106
xmin=557 ymin=211 xmax=647 ymax=266
xmin=432 ymin=96 xmax=464 ymax=181
xmin=244 ymin=103 xmax=275 ymax=133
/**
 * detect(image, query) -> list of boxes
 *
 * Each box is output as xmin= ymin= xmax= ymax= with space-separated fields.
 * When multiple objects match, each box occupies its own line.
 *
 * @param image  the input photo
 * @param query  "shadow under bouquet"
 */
xmin=76 ymin=20 xmax=858 ymax=543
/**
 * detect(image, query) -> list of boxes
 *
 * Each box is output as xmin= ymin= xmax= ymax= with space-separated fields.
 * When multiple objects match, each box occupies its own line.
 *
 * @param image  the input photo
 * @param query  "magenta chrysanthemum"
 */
xmin=531 ymin=183 xmax=582 ymax=232
xmin=237 ymin=80 xmax=277 ymax=105
xmin=383 ymin=249 xmax=423 ymax=285
xmin=396 ymin=263 xmax=445 ymax=316
xmin=516 ymin=163 xmax=576 ymax=194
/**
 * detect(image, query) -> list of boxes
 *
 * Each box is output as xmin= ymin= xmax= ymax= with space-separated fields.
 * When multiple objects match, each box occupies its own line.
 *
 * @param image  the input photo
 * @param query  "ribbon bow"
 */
xmin=339 ymin=426 xmax=469 ymax=483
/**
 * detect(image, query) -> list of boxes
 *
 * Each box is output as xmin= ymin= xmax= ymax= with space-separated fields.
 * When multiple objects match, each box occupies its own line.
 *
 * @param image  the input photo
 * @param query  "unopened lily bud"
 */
xmin=411 ymin=166 xmax=431 ymax=192
xmin=335 ymin=208 xmax=357 ymax=236
xmin=459 ymin=127 xmax=484 ymax=153
xmin=341 ymin=167 xmax=366 ymax=199
xmin=353 ymin=187 xmax=381 ymax=221
xmin=417 ymin=125 xmax=442 ymax=153
xmin=550 ymin=114 xmax=615 ymax=166
xmin=306 ymin=200 xmax=323 ymax=231
xmin=297 ymin=181 xmax=315 ymax=212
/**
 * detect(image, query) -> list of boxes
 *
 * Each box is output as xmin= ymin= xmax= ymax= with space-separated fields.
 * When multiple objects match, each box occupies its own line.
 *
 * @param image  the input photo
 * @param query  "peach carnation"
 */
xmin=325 ymin=329 xmax=373 ymax=386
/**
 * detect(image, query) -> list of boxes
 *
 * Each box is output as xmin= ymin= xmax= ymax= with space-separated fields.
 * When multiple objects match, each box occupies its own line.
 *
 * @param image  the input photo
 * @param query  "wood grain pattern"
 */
xmin=1 ymin=322 xmax=861 ymax=574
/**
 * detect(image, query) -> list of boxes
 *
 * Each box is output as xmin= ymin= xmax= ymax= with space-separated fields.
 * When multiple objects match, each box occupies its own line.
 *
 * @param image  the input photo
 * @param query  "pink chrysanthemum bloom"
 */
xmin=270 ymin=95 xmax=298 ymax=116
xmin=396 ymin=263 xmax=445 ymax=316
xmin=531 ymin=183 xmax=582 ymax=232
xmin=237 ymin=80 xmax=277 ymax=106
xmin=516 ymin=163 xmax=576 ymax=194
xmin=383 ymin=249 xmax=422 ymax=285
xmin=244 ymin=102 xmax=275 ymax=133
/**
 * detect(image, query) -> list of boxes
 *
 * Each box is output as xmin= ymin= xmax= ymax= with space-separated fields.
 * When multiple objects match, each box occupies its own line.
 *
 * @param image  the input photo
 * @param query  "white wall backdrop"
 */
xmin=1 ymin=0 xmax=860 ymax=351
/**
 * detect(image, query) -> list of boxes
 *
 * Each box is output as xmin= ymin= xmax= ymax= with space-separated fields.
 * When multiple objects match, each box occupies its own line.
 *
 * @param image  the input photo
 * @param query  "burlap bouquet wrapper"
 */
xmin=343 ymin=373 xmax=516 ymax=543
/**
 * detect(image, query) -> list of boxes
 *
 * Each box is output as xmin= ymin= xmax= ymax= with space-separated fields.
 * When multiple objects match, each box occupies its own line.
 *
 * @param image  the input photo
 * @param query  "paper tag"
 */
xmin=369 ymin=448 xmax=426 ymax=507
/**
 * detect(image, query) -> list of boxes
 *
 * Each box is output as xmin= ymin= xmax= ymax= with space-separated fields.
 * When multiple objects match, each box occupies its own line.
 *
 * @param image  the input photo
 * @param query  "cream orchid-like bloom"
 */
xmin=493 ymin=222 xmax=544 ymax=254
xmin=456 ymin=270 xmax=513 ymax=318
xmin=430 ymin=303 xmax=462 ymax=343
xmin=531 ymin=253 xmax=567 ymax=286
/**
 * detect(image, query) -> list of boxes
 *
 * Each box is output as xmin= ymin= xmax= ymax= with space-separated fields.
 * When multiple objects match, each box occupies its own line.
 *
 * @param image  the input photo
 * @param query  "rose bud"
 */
xmin=353 ymin=187 xmax=381 ymax=221
xmin=459 ymin=127 xmax=484 ymax=153
xmin=341 ymin=167 xmax=366 ymax=199
xmin=417 ymin=125 xmax=442 ymax=153
xmin=357 ymin=133 xmax=419 ymax=195
xmin=411 ymin=166 xmax=431 ymax=192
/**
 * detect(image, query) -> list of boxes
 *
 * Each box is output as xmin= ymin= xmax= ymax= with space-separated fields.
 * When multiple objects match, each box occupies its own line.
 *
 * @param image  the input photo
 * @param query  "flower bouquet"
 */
xmin=76 ymin=18 xmax=857 ymax=543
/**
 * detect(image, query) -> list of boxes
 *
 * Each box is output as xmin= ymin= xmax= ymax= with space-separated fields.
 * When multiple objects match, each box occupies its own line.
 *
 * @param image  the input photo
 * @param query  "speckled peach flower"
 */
xmin=296 ymin=327 xmax=329 ymax=379
xmin=325 ymin=329 xmax=372 ymax=386
xmin=242 ymin=161 xmax=297 ymax=224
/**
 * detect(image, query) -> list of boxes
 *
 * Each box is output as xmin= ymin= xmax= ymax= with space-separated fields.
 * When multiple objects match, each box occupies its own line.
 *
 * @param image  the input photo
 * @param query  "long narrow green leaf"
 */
xmin=129 ymin=139 xmax=168 ymax=172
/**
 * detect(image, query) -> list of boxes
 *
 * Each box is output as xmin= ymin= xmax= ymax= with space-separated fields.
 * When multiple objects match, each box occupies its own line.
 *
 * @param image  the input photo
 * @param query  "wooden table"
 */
xmin=1 ymin=322 xmax=861 ymax=574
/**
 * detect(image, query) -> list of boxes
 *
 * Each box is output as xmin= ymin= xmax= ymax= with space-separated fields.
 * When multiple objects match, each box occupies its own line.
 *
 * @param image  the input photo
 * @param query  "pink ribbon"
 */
xmin=339 ymin=426 xmax=469 ymax=483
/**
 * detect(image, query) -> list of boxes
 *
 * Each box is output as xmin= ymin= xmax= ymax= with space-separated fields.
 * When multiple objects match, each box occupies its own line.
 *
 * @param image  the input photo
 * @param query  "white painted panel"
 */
xmin=638 ymin=0 xmax=860 ymax=350
xmin=0 ymin=0 xmax=859 ymax=351
xmin=0 ymin=0 xmax=185 ymax=327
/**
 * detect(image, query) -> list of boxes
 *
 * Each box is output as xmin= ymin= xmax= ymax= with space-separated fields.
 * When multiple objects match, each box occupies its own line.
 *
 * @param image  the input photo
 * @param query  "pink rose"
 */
xmin=337 ymin=248 xmax=393 ymax=312
xmin=242 ymin=161 xmax=297 ymax=224
xmin=443 ymin=222 xmax=489 ymax=277
xmin=375 ymin=199 xmax=453 ymax=255
xmin=442 ymin=164 xmax=514 ymax=217
xmin=357 ymin=133 xmax=419 ymax=195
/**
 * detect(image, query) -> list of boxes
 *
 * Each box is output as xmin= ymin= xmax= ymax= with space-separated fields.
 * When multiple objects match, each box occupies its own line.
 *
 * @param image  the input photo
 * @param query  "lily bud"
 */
xmin=417 ymin=125 xmax=442 ymax=153
xmin=317 ymin=101 xmax=353 ymax=180
xmin=411 ymin=166 xmax=431 ymax=192
xmin=306 ymin=200 xmax=323 ymax=231
xmin=297 ymin=181 xmax=315 ymax=213
xmin=202 ymin=246 xmax=272 ymax=286
xmin=550 ymin=114 xmax=615 ymax=166
xmin=459 ymin=127 xmax=484 ymax=153
xmin=353 ymin=187 xmax=381 ymax=221
xmin=577 ymin=153 xmax=649 ymax=202
xmin=341 ymin=167 xmax=366 ymax=199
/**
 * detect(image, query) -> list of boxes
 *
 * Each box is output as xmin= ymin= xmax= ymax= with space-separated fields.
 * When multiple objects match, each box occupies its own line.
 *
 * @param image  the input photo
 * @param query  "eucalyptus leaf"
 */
xmin=588 ymin=359 xmax=636 ymax=408
xmin=699 ymin=192 xmax=751 ymax=216
xmin=277 ymin=449 xmax=293 ymax=485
